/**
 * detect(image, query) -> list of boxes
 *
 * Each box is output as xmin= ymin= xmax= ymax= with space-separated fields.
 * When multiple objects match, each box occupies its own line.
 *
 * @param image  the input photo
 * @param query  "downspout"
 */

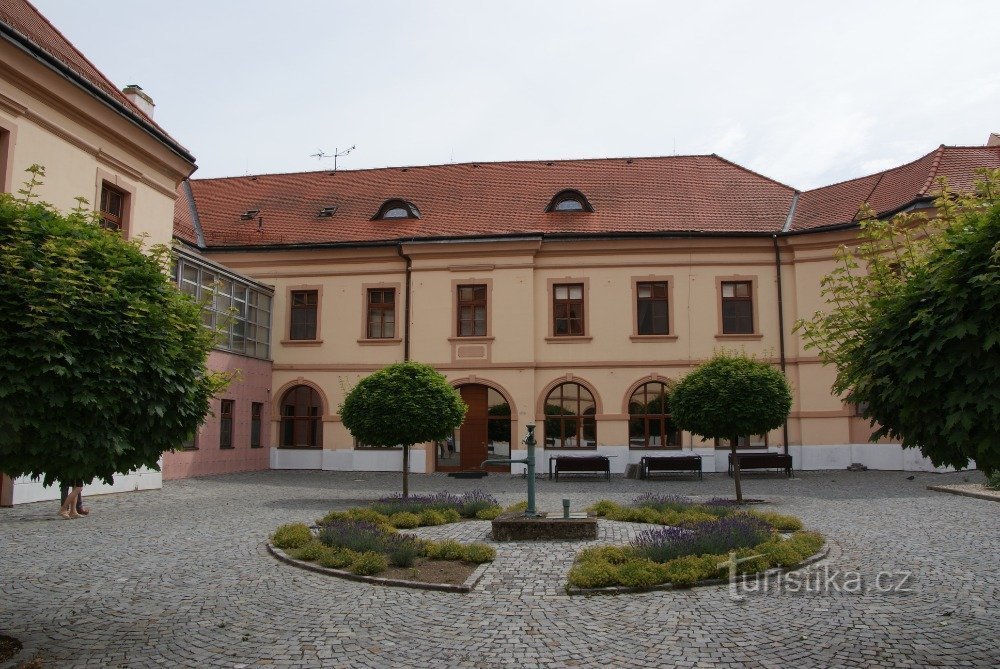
xmin=775 ymin=193 xmax=799 ymax=456
xmin=396 ymin=244 xmax=412 ymax=361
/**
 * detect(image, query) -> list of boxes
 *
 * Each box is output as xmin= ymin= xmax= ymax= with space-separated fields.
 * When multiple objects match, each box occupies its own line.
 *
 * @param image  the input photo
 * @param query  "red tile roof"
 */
xmin=180 ymin=155 xmax=798 ymax=248
xmin=0 ymin=0 xmax=194 ymax=162
xmin=790 ymin=146 xmax=1000 ymax=231
xmin=176 ymin=146 xmax=1000 ymax=248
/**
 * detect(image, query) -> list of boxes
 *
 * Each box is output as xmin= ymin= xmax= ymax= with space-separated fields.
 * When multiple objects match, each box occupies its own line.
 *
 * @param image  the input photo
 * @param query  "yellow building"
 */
xmin=0 ymin=0 xmax=196 ymax=503
xmin=176 ymin=145 xmax=1000 ymax=477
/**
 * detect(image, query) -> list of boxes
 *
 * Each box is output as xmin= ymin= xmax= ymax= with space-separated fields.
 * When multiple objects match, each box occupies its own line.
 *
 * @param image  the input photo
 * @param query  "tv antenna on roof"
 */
xmin=310 ymin=145 xmax=356 ymax=172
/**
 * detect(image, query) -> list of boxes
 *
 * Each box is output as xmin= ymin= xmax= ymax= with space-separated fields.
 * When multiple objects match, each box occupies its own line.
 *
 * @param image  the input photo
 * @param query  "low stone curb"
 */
xmin=927 ymin=484 xmax=1000 ymax=503
xmin=566 ymin=540 xmax=831 ymax=596
xmin=266 ymin=543 xmax=490 ymax=593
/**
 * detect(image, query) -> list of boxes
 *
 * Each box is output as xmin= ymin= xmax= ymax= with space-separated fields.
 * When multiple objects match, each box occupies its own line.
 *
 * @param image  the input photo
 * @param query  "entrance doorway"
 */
xmin=437 ymin=384 xmax=512 ymax=472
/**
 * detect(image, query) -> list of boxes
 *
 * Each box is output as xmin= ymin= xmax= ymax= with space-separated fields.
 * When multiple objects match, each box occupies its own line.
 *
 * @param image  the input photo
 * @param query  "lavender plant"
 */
xmin=632 ymin=515 xmax=773 ymax=563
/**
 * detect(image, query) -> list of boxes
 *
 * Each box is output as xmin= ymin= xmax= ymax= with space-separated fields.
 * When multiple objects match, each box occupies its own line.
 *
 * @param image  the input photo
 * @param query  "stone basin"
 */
xmin=490 ymin=511 xmax=598 ymax=541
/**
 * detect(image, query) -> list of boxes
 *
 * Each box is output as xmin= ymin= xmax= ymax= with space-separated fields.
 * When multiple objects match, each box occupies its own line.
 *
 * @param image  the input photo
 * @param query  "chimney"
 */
xmin=988 ymin=132 xmax=1000 ymax=147
xmin=122 ymin=84 xmax=155 ymax=118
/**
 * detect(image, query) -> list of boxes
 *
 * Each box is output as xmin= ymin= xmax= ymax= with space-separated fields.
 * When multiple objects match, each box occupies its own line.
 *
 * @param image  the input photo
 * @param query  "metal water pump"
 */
xmin=481 ymin=423 xmax=539 ymax=516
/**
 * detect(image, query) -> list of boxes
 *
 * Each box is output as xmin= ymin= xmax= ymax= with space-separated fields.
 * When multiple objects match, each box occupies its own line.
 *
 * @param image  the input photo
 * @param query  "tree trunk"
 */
xmin=402 ymin=443 xmax=410 ymax=499
xmin=730 ymin=437 xmax=743 ymax=503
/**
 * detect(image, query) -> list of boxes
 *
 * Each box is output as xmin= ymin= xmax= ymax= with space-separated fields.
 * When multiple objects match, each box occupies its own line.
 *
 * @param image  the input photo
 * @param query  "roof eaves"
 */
xmin=0 ymin=20 xmax=196 ymax=166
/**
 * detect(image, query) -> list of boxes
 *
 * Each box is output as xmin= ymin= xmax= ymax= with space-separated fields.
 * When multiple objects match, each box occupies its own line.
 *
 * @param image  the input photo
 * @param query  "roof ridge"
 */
xmin=708 ymin=153 xmax=799 ymax=193
xmin=188 ymin=153 xmax=722 ymax=182
xmin=918 ymin=145 xmax=946 ymax=196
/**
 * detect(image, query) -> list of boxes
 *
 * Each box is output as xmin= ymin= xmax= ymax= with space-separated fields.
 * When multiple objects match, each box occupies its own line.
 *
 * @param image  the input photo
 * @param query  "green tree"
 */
xmin=340 ymin=361 xmax=466 ymax=497
xmin=0 ymin=167 xmax=228 ymax=488
xmin=796 ymin=170 xmax=1000 ymax=475
xmin=670 ymin=353 xmax=792 ymax=501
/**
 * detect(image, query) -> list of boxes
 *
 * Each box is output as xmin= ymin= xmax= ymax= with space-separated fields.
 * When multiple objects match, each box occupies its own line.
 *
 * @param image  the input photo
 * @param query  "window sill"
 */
xmin=544 ymin=336 xmax=593 ymax=343
xmin=629 ymin=334 xmax=678 ymax=342
xmin=714 ymin=333 xmax=763 ymax=340
xmin=628 ymin=446 xmax=685 ymax=450
xmin=281 ymin=339 xmax=324 ymax=346
xmin=447 ymin=336 xmax=495 ymax=343
xmin=357 ymin=338 xmax=402 ymax=346
xmin=220 ymin=446 xmax=234 ymax=450
xmin=277 ymin=446 xmax=323 ymax=450
xmin=543 ymin=446 xmax=599 ymax=450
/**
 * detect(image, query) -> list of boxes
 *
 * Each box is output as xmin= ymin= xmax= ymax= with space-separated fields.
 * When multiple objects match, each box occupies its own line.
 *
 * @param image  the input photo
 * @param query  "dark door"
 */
xmin=459 ymin=385 xmax=491 ymax=470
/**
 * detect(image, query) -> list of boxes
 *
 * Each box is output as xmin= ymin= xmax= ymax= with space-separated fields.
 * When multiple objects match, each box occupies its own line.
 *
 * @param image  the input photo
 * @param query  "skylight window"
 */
xmin=546 ymin=190 xmax=593 ymax=213
xmin=373 ymin=199 xmax=421 ymax=220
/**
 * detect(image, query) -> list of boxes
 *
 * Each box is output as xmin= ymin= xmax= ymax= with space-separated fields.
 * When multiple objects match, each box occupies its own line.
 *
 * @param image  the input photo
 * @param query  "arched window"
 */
xmin=545 ymin=189 xmax=594 ymax=213
xmin=543 ymin=382 xmax=596 ymax=448
xmin=628 ymin=382 xmax=680 ymax=449
xmin=279 ymin=385 xmax=323 ymax=448
xmin=373 ymin=199 xmax=421 ymax=220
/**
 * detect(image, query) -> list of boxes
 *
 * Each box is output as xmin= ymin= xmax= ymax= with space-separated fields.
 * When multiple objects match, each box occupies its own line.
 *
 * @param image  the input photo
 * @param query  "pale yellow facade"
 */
xmin=208 ymin=226 xmax=935 ymax=475
xmin=0 ymin=35 xmax=192 ymax=247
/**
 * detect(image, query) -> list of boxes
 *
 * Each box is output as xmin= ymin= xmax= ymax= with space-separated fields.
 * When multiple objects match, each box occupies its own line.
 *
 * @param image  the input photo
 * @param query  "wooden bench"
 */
xmin=549 ymin=455 xmax=611 ymax=481
xmin=728 ymin=452 xmax=793 ymax=478
xmin=640 ymin=455 xmax=703 ymax=480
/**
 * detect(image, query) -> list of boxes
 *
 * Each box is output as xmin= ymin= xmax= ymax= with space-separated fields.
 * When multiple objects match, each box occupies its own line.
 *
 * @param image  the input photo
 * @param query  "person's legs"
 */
xmin=58 ymin=487 xmax=74 ymax=519
xmin=66 ymin=486 xmax=82 ymax=518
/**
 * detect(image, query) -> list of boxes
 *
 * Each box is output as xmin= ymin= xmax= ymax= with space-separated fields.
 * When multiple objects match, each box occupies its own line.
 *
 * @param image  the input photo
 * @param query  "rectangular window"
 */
xmin=250 ymin=402 xmax=263 ymax=448
xmin=721 ymin=281 xmax=754 ymax=334
xmin=366 ymin=288 xmax=395 ymax=339
xmin=220 ymin=399 xmax=234 ymax=449
xmin=289 ymin=290 xmax=318 ymax=340
xmin=457 ymin=284 xmax=487 ymax=336
xmin=714 ymin=434 xmax=767 ymax=450
xmin=179 ymin=432 xmax=198 ymax=451
xmin=636 ymin=281 xmax=669 ymax=335
xmin=99 ymin=183 xmax=126 ymax=231
xmin=553 ymin=283 xmax=585 ymax=336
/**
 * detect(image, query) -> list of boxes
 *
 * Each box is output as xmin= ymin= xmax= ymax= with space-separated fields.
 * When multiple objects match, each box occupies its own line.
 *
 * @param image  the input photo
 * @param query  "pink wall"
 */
xmin=161 ymin=350 xmax=272 ymax=480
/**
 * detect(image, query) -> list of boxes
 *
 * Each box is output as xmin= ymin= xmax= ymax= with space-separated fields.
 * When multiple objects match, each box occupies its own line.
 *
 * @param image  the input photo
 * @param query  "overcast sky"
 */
xmin=32 ymin=0 xmax=1000 ymax=189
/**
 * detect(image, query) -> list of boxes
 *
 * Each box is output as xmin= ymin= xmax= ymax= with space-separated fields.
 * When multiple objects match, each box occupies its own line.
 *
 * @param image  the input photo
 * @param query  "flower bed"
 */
xmin=588 ymin=495 xmax=804 ymax=531
xmin=270 ymin=519 xmax=496 ymax=583
xmin=269 ymin=490 xmax=516 ymax=586
xmin=316 ymin=491 xmax=518 ymax=528
xmin=568 ymin=495 xmax=822 ymax=591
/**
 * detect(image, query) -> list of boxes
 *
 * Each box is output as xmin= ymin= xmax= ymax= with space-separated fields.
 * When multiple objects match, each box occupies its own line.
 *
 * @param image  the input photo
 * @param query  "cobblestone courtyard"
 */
xmin=1 ymin=469 xmax=997 ymax=668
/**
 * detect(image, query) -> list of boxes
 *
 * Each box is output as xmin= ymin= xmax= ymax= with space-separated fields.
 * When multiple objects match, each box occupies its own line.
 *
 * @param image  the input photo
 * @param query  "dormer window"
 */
xmin=374 ymin=199 xmax=421 ymax=220
xmin=546 ymin=190 xmax=593 ymax=213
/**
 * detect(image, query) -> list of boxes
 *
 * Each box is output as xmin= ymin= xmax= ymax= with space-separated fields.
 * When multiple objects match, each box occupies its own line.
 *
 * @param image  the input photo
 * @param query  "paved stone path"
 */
xmin=1 ymin=469 xmax=997 ymax=668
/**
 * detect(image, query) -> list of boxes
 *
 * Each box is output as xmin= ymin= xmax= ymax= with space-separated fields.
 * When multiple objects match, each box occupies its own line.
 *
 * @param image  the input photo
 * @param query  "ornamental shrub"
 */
xmin=616 ymin=559 xmax=666 ymax=589
xmin=567 ymin=559 xmax=619 ymax=589
xmin=388 ymin=541 xmax=422 ymax=568
xmin=418 ymin=509 xmax=447 ymax=526
xmin=425 ymin=539 xmax=465 ymax=561
xmin=760 ymin=540 xmax=805 ymax=568
xmin=0 ymin=172 xmax=228 ymax=487
xmin=588 ymin=500 xmax=622 ymax=516
xmin=272 ymin=523 xmax=313 ymax=550
xmin=462 ymin=543 xmax=496 ymax=563
xmin=784 ymin=531 xmax=825 ymax=557
xmin=987 ymin=471 xmax=1000 ymax=491
xmin=317 ymin=548 xmax=359 ymax=570
xmin=289 ymin=540 xmax=328 ymax=562
xmin=441 ymin=508 xmax=462 ymax=523
xmin=661 ymin=555 xmax=719 ymax=586
xmin=746 ymin=510 xmax=803 ymax=531
xmin=505 ymin=500 xmax=529 ymax=513
xmin=318 ymin=520 xmax=388 ymax=554
xmin=475 ymin=506 xmax=504 ymax=520
xmin=576 ymin=545 xmax=637 ymax=565
xmin=459 ymin=490 xmax=501 ymax=518
xmin=350 ymin=552 xmax=388 ymax=576
xmin=388 ymin=512 xmax=422 ymax=529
